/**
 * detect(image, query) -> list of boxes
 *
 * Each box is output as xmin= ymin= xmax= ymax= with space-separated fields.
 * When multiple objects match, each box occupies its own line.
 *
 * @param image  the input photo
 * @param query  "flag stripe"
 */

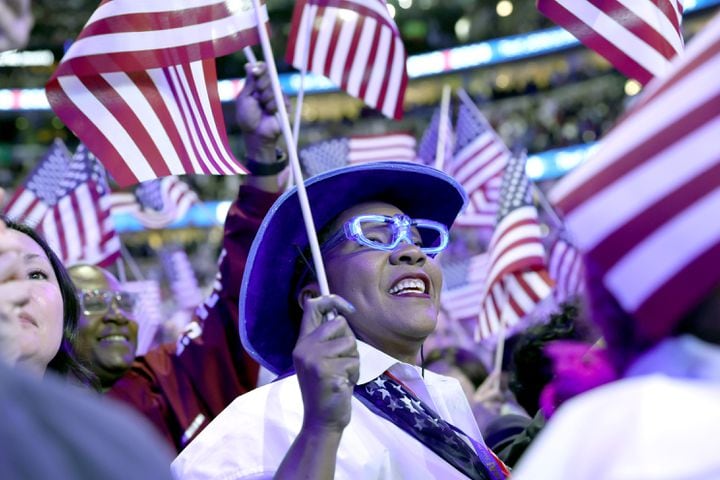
xmin=538 ymin=0 xmax=683 ymax=84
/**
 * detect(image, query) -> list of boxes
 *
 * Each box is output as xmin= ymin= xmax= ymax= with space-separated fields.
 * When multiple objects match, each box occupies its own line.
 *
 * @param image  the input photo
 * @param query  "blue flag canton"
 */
xmin=497 ymin=155 xmax=531 ymax=221
xmin=441 ymin=258 xmax=471 ymax=290
xmin=300 ymin=138 xmax=350 ymax=177
xmin=26 ymin=141 xmax=71 ymax=204
xmin=452 ymin=103 xmax=487 ymax=156
xmin=56 ymin=145 xmax=109 ymax=198
xmin=135 ymin=179 xmax=165 ymax=211
xmin=416 ymin=109 xmax=441 ymax=166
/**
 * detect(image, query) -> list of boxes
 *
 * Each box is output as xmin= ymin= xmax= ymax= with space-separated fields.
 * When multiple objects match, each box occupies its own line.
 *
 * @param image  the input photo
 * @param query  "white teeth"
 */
xmin=388 ymin=278 xmax=426 ymax=295
xmin=101 ymin=335 xmax=127 ymax=342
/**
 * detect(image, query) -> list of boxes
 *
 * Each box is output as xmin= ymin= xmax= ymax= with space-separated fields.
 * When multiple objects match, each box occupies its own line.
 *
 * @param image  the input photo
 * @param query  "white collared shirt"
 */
xmin=172 ymin=341 xmax=483 ymax=479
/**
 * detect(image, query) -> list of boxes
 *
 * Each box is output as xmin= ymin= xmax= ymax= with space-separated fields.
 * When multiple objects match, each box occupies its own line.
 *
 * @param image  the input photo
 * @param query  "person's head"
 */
xmin=68 ymin=264 xmax=138 ymax=389
xmin=2 ymin=220 xmax=93 ymax=383
xmin=240 ymin=162 xmax=467 ymax=374
xmin=508 ymin=302 xmax=590 ymax=416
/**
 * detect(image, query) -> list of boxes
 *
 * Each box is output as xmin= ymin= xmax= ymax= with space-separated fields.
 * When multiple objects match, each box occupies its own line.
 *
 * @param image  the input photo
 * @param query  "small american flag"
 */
xmin=160 ymin=245 xmax=204 ymax=311
xmin=4 ymin=139 xmax=72 ymax=227
xmin=549 ymin=11 xmax=720 ymax=343
xmin=46 ymin=0 xmax=269 ymax=186
xmin=121 ymin=280 xmax=164 ymax=356
xmin=39 ymin=144 xmax=121 ymax=267
xmin=440 ymin=253 xmax=489 ymax=324
xmin=451 ymin=93 xmax=510 ymax=229
xmin=478 ymin=155 xmax=553 ymax=340
xmin=537 ymin=0 xmax=684 ymax=85
xmin=109 ymin=176 xmax=198 ymax=229
xmin=416 ymin=107 xmax=454 ymax=168
xmin=300 ymin=132 xmax=417 ymax=177
xmin=547 ymin=231 xmax=585 ymax=304
xmin=286 ymin=0 xmax=408 ymax=119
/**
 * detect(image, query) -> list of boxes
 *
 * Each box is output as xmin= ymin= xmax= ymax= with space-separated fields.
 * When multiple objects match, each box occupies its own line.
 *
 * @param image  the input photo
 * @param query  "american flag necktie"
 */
xmin=354 ymin=371 xmax=508 ymax=480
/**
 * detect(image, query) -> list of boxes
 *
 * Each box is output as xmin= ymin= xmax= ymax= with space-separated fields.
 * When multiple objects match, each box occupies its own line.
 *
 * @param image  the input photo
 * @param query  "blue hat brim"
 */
xmin=240 ymin=161 xmax=468 ymax=374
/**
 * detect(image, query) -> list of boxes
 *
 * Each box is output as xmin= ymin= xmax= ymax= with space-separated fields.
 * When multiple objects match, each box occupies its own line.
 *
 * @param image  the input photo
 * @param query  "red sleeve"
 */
xmin=108 ymin=185 xmax=281 ymax=452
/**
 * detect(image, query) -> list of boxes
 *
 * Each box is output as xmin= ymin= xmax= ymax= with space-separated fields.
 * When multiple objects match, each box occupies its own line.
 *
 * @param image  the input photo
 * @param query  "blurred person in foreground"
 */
xmin=173 ymin=162 xmax=509 ymax=479
xmin=68 ymin=264 xmax=139 ymax=391
xmin=108 ymin=60 xmax=288 ymax=452
xmin=512 ymin=14 xmax=720 ymax=479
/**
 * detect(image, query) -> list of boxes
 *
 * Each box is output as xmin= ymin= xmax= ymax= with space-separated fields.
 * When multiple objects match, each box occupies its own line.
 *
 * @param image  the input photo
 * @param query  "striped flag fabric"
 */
xmin=286 ymin=0 xmax=408 ymax=119
xmin=3 ymin=138 xmax=72 ymax=227
xmin=478 ymin=155 xmax=554 ymax=340
xmin=416 ymin=107 xmax=455 ymax=168
xmin=537 ymin=0 xmax=684 ymax=85
xmin=45 ymin=0 xmax=269 ymax=187
xmin=300 ymin=132 xmax=417 ymax=177
xmin=122 ymin=280 xmax=164 ymax=356
xmin=451 ymin=93 xmax=510 ymax=229
xmin=109 ymin=176 xmax=199 ymax=229
xmin=440 ymin=253 xmax=489 ymax=324
xmin=39 ymin=145 xmax=121 ymax=267
xmin=160 ymin=245 xmax=204 ymax=310
xmin=547 ymin=232 xmax=585 ymax=304
xmin=548 ymin=11 xmax=720 ymax=343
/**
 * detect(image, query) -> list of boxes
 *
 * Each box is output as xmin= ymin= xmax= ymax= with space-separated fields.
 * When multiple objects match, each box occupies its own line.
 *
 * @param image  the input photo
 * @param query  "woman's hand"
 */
xmin=293 ymin=294 xmax=359 ymax=434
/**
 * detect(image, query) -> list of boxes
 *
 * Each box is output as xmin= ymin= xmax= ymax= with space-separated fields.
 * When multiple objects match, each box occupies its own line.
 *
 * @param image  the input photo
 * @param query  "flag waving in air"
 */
xmin=3 ymin=139 xmax=72 ymax=227
xmin=46 ymin=0 xmax=269 ymax=186
xmin=451 ymin=92 xmax=510 ymax=229
xmin=537 ymin=0 xmax=684 ymax=85
xmin=109 ymin=176 xmax=199 ymax=229
xmin=478 ymin=155 xmax=553 ymax=340
xmin=300 ymin=132 xmax=417 ymax=177
xmin=286 ymin=0 xmax=408 ymax=119
xmin=39 ymin=145 xmax=121 ymax=267
xmin=549 ymin=11 xmax=720 ymax=344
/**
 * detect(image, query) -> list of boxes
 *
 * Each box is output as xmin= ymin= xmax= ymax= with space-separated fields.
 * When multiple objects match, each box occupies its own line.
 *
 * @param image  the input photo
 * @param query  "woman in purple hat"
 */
xmin=173 ymin=161 xmax=509 ymax=479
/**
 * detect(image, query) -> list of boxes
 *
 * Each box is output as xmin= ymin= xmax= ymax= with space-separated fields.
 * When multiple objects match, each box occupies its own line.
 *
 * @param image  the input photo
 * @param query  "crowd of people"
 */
xmin=3 ymin=4 xmax=720 ymax=480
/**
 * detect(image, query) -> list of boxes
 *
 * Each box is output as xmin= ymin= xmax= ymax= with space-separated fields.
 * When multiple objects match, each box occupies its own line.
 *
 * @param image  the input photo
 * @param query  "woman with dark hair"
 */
xmin=0 ymin=216 xmax=95 ymax=386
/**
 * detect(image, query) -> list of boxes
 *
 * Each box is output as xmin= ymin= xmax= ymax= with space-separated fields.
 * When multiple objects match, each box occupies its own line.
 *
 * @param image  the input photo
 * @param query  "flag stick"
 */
xmin=250 ymin=0 xmax=332 ymax=297
xmin=120 ymin=242 xmax=145 ymax=281
xmin=435 ymin=84 xmax=452 ymax=171
xmin=115 ymin=256 xmax=127 ymax=283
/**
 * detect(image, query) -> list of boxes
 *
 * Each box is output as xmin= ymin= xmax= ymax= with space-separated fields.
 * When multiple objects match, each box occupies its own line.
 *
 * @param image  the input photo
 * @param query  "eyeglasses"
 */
xmin=77 ymin=289 xmax=137 ymax=316
xmin=321 ymin=214 xmax=449 ymax=257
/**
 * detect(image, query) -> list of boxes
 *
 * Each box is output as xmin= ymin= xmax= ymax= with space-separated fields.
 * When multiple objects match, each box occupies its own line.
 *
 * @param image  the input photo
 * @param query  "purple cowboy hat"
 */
xmin=239 ymin=161 xmax=468 ymax=374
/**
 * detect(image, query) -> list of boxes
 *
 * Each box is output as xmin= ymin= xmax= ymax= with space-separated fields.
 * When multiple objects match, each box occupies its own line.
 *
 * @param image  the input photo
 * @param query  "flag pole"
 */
xmin=120 ymin=242 xmax=145 ymax=281
xmin=250 ymin=0 xmax=332 ymax=297
xmin=434 ymin=84 xmax=452 ymax=171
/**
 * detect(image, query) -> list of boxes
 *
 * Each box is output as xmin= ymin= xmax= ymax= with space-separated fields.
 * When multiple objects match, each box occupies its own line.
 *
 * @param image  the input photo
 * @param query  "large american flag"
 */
xmin=451 ymin=92 xmax=510 ymax=229
xmin=3 ymin=139 xmax=72 ymax=227
xmin=537 ymin=0 xmax=684 ymax=85
xmin=548 ymin=11 xmax=720 ymax=343
xmin=547 ymin=231 xmax=585 ymax=304
xmin=416 ymin=107 xmax=454 ymax=168
xmin=39 ymin=145 xmax=121 ymax=267
xmin=478 ymin=154 xmax=554 ymax=340
xmin=45 ymin=0 xmax=269 ymax=187
xmin=300 ymin=132 xmax=417 ymax=177
xmin=286 ymin=0 xmax=408 ymax=119
xmin=109 ymin=176 xmax=199 ymax=229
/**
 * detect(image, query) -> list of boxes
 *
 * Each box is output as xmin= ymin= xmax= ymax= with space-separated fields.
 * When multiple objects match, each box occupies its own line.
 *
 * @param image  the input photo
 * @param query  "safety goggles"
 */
xmin=320 ymin=214 xmax=449 ymax=257
xmin=77 ymin=289 xmax=137 ymax=316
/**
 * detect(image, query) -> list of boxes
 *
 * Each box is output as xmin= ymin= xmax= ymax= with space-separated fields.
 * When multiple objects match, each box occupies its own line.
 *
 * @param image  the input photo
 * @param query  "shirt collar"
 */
xmin=357 ymin=340 xmax=421 ymax=385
